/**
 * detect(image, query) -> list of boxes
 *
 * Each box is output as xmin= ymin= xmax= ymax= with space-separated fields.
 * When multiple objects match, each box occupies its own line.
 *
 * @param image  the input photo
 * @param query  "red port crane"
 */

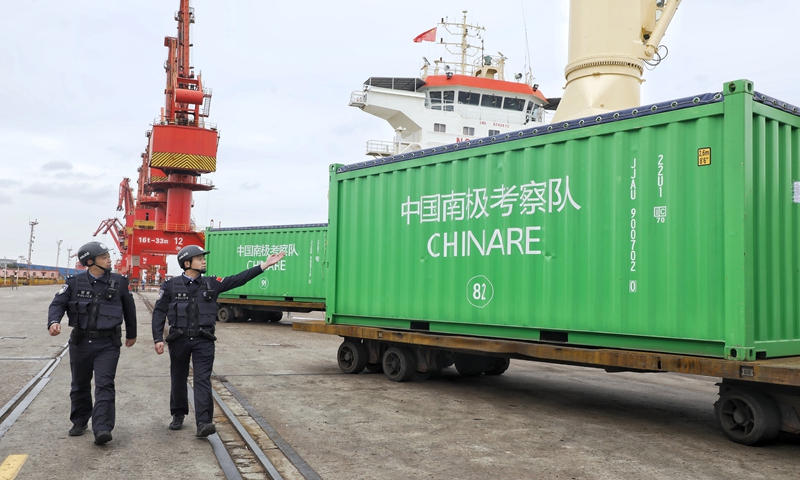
xmin=94 ymin=0 xmax=218 ymax=287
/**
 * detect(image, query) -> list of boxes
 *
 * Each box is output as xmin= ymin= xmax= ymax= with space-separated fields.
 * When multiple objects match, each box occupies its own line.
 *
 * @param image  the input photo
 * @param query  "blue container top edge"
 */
xmin=753 ymin=91 xmax=800 ymax=117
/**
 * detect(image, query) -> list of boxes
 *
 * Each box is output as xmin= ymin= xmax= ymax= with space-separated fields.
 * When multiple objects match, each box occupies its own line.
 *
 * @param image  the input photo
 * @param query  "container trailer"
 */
xmin=296 ymin=80 xmax=800 ymax=445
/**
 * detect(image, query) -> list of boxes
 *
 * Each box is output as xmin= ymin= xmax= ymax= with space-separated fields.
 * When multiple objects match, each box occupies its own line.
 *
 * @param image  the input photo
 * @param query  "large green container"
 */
xmin=327 ymin=80 xmax=800 ymax=360
xmin=205 ymin=224 xmax=327 ymax=302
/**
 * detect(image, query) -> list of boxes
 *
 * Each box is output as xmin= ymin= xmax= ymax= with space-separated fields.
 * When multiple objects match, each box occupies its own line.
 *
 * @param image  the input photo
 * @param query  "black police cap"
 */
xmin=77 ymin=242 xmax=111 ymax=267
xmin=177 ymin=245 xmax=210 ymax=269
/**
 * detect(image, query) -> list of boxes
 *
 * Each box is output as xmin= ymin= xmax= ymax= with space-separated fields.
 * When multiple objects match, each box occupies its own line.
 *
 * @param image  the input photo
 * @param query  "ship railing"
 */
xmin=349 ymin=91 xmax=367 ymax=107
xmin=365 ymin=140 xmax=394 ymax=156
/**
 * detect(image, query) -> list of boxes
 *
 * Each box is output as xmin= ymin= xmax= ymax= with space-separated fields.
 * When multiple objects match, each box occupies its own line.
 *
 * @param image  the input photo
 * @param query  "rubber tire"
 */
xmin=217 ymin=305 xmax=235 ymax=323
xmin=382 ymin=347 xmax=416 ymax=382
xmin=337 ymin=340 xmax=368 ymax=374
xmin=484 ymin=357 xmax=511 ymax=376
xmin=454 ymin=353 xmax=489 ymax=377
xmin=267 ymin=311 xmax=283 ymax=323
xmin=715 ymin=389 xmax=781 ymax=445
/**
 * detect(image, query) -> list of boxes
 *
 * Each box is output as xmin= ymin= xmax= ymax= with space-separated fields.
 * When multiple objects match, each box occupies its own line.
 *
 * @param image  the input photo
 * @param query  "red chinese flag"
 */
xmin=413 ymin=27 xmax=437 ymax=43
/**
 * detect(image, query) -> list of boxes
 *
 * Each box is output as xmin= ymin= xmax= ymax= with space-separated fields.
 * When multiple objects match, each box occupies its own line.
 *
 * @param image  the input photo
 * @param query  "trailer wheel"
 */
xmin=715 ymin=389 xmax=781 ymax=445
xmin=382 ymin=347 xmax=416 ymax=382
xmin=337 ymin=340 xmax=368 ymax=374
xmin=266 ymin=311 xmax=283 ymax=322
xmin=454 ymin=353 xmax=489 ymax=377
xmin=484 ymin=357 xmax=510 ymax=376
xmin=217 ymin=306 xmax=235 ymax=323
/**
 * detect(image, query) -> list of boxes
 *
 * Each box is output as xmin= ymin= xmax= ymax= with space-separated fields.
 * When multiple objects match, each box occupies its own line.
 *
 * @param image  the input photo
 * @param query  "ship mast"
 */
xmin=433 ymin=11 xmax=510 ymax=82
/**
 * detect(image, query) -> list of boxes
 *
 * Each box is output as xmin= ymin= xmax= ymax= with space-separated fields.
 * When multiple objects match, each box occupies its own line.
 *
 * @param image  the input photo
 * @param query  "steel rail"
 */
xmin=188 ymin=384 xmax=242 ymax=480
xmin=211 ymin=388 xmax=284 ymax=480
xmin=222 ymin=381 xmax=322 ymax=480
xmin=0 ymin=343 xmax=68 ymax=439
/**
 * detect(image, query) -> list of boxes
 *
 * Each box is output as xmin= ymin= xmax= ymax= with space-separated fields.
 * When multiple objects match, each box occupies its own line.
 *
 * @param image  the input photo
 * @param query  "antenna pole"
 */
xmin=27 ymin=219 xmax=38 ymax=283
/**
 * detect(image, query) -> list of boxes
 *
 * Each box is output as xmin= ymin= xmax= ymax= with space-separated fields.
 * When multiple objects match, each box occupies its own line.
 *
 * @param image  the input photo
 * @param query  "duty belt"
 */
xmin=77 ymin=329 xmax=115 ymax=339
xmin=185 ymin=329 xmax=202 ymax=337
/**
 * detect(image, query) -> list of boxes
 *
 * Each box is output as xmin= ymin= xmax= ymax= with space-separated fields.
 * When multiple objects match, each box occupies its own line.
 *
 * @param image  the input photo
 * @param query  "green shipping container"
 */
xmin=205 ymin=224 xmax=327 ymax=303
xmin=327 ymin=80 xmax=800 ymax=361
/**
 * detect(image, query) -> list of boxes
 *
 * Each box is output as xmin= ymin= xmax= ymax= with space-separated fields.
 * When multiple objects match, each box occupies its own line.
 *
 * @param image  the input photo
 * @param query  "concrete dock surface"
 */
xmin=1 ymin=285 xmax=799 ymax=480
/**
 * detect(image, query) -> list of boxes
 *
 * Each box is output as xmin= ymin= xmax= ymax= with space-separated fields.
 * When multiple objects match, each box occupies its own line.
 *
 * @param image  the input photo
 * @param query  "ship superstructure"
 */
xmin=349 ymin=11 xmax=549 ymax=157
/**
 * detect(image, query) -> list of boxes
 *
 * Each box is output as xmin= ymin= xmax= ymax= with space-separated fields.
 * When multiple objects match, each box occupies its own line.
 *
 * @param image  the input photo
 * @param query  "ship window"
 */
xmin=458 ymin=91 xmax=481 ymax=106
xmin=503 ymin=97 xmax=525 ymax=111
xmin=429 ymin=91 xmax=454 ymax=111
xmin=442 ymin=91 xmax=454 ymax=111
xmin=488 ymin=129 xmax=500 ymax=136
xmin=430 ymin=91 xmax=442 ymax=110
xmin=481 ymin=94 xmax=503 ymax=109
xmin=434 ymin=123 xmax=446 ymax=133
xmin=463 ymin=126 xmax=475 ymax=135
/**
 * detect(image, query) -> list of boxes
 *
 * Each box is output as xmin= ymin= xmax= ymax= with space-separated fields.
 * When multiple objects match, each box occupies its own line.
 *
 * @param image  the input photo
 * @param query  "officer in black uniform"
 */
xmin=152 ymin=245 xmax=284 ymax=437
xmin=47 ymin=241 xmax=137 ymax=445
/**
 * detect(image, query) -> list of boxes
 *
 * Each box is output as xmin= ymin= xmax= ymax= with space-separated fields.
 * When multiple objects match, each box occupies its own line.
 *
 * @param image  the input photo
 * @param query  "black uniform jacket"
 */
xmin=47 ymin=272 xmax=138 ymax=339
xmin=151 ymin=266 xmax=264 ymax=343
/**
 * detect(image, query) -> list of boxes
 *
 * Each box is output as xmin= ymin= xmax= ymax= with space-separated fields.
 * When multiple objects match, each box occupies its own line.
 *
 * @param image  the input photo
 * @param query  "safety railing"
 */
xmin=349 ymin=91 xmax=367 ymax=107
xmin=365 ymin=140 xmax=394 ymax=156
xmin=152 ymin=117 xmax=218 ymax=131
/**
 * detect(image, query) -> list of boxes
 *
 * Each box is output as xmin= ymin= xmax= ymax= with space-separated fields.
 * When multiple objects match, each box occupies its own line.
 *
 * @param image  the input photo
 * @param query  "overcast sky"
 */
xmin=1 ymin=1 xmax=797 ymax=272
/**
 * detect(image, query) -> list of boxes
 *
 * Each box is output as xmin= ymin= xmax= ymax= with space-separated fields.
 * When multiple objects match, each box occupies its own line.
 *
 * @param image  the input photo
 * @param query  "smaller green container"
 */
xmin=205 ymin=224 xmax=327 ymax=302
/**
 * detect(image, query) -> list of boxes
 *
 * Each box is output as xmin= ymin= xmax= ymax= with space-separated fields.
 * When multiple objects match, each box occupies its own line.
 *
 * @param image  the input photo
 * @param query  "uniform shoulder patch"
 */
xmin=57 ymin=284 xmax=69 ymax=296
xmin=66 ymin=274 xmax=75 ymax=279
xmin=157 ymin=289 xmax=164 ymax=299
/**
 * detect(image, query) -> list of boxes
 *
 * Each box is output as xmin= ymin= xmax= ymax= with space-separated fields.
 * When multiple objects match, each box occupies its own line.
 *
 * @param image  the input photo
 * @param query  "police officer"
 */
xmin=47 ymin=241 xmax=137 ymax=445
xmin=152 ymin=245 xmax=284 ymax=437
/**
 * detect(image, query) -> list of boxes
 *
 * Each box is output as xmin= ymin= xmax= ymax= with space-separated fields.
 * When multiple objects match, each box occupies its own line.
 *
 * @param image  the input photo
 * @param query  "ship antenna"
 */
xmin=521 ymin=0 xmax=533 ymax=86
xmin=460 ymin=10 xmax=468 ymax=74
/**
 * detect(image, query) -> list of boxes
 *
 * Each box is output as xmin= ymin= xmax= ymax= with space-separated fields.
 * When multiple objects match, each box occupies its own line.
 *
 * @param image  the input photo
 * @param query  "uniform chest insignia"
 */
xmin=76 ymin=290 xmax=93 ymax=299
xmin=175 ymin=292 xmax=189 ymax=300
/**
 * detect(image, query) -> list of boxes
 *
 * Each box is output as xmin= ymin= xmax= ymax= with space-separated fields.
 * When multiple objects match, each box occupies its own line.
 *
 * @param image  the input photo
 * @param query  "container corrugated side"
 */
xmin=326 ymin=80 xmax=800 ymax=360
xmin=205 ymin=224 xmax=327 ymax=302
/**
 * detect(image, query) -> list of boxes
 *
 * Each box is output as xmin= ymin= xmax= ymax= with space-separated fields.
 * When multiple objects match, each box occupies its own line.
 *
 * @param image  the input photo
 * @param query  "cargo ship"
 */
xmin=349 ymin=11 xmax=550 ymax=157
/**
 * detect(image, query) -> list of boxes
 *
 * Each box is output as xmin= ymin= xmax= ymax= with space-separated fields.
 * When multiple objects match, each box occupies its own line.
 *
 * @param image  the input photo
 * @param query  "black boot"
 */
xmin=94 ymin=431 xmax=112 ymax=445
xmin=195 ymin=423 xmax=216 ymax=437
xmin=169 ymin=414 xmax=184 ymax=430
xmin=68 ymin=424 xmax=88 ymax=436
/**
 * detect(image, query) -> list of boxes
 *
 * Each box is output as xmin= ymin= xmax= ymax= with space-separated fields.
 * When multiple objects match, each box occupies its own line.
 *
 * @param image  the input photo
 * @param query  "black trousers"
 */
xmin=68 ymin=336 xmax=120 ymax=432
xmin=167 ymin=335 xmax=215 ymax=425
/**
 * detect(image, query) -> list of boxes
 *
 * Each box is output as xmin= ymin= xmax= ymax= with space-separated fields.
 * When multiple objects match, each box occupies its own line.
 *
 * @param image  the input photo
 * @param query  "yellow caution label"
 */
xmin=150 ymin=152 xmax=217 ymax=172
xmin=0 ymin=455 xmax=28 ymax=480
xmin=698 ymin=147 xmax=711 ymax=166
